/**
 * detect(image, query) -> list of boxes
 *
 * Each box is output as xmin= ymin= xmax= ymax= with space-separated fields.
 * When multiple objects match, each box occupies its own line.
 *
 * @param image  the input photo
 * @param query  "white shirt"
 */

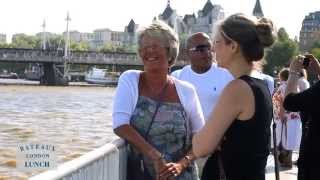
xmin=251 ymin=71 xmax=275 ymax=95
xmin=171 ymin=64 xmax=234 ymax=120
xmin=112 ymin=70 xmax=205 ymax=133
xmin=298 ymin=78 xmax=310 ymax=92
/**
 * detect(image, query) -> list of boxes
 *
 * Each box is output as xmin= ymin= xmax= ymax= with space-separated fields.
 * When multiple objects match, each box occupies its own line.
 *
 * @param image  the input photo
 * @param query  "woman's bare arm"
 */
xmin=114 ymin=124 xmax=163 ymax=160
xmin=192 ymin=79 xmax=253 ymax=158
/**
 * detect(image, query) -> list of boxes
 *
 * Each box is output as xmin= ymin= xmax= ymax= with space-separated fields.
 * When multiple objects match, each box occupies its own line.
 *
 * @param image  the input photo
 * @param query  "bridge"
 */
xmin=0 ymin=48 xmax=142 ymax=65
xmin=0 ymin=48 xmax=187 ymax=85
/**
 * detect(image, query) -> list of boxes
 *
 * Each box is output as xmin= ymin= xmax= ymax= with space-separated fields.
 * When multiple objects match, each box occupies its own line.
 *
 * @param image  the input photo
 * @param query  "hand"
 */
xmin=305 ymin=54 xmax=320 ymax=76
xmin=159 ymin=162 xmax=187 ymax=179
xmin=153 ymin=158 xmax=172 ymax=180
xmin=289 ymin=56 xmax=304 ymax=73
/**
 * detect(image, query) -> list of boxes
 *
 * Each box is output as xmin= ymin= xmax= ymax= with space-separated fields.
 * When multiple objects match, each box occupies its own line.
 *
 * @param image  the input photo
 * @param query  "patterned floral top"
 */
xmin=128 ymin=96 xmax=198 ymax=180
xmin=273 ymin=82 xmax=300 ymax=121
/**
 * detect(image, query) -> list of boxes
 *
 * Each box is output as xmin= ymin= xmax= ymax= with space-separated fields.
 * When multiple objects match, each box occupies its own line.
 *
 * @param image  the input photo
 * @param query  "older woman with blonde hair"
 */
xmin=112 ymin=21 xmax=204 ymax=180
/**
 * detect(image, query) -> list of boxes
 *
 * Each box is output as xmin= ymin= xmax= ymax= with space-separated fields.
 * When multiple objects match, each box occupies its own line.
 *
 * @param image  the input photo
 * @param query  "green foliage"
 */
xmin=312 ymin=40 xmax=320 ymax=49
xmin=277 ymin=28 xmax=289 ymax=42
xmin=99 ymin=43 xmax=115 ymax=52
xmin=70 ymin=40 xmax=89 ymax=51
xmin=264 ymin=28 xmax=299 ymax=75
xmin=46 ymin=35 xmax=65 ymax=50
xmin=99 ymin=43 xmax=136 ymax=53
xmin=311 ymin=48 xmax=320 ymax=60
xmin=122 ymin=44 xmax=137 ymax=53
xmin=11 ymin=34 xmax=41 ymax=49
xmin=0 ymin=43 xmax=13 ymax=48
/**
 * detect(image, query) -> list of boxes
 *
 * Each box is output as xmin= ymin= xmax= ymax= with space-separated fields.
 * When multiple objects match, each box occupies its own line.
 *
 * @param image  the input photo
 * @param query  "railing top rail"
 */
xmin=29 ymin=138 xmax=125 ymax=180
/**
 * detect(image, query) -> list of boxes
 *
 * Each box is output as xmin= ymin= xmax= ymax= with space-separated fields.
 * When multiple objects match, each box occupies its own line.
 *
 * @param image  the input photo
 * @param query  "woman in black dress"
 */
xmin=193 ymin=14 xmax=276 ymax=180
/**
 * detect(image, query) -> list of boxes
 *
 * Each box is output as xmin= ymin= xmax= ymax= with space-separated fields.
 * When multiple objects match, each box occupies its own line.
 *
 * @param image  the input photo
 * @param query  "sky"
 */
xmin=0 ymin=0 xmax=318 ymax=42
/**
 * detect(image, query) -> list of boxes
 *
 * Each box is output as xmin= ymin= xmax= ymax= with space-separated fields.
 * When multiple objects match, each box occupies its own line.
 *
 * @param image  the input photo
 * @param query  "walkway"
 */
xmin=266 ymin=152 xmax=298 ymax=180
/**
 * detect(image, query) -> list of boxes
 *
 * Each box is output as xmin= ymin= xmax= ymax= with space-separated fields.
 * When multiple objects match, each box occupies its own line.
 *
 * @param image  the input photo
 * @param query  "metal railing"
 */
xmin=0 ymin=48 xmax=187 ymax=66
xmin=30 ymin=138 xmax=127 ymax=180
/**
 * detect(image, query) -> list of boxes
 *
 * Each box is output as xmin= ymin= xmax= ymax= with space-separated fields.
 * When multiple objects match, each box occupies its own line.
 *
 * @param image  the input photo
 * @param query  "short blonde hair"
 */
xmin=137 ymin=21 xmax=179 ymax=66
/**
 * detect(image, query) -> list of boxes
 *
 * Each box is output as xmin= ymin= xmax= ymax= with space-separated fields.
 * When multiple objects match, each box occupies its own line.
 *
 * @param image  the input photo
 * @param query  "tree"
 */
xmin=11 ymin=34 xmax=41 ymax=49
xmin=99 ymin=43 xmax=115 ymax=52
xmin=311 ymin=48 xmax=320 ymax=60
xmin=312 ymin=40 xmax=320 ymax=49
xmin=308 ymin=40 xmax=320 ymax=61
xmin=98 ymin=42 xmax=138 ymax=53
xmin=121 ymin=44 xmax=137 ymax=53
xmin=47 ymin=35 xmax=65 ymax=50
xmin=277 ymin=28 xmax=289 ymax=42
xmin=264 ymin=28 xmax=299 ymax=75
xmin=70 ymin=41 xmax=89 ymax=51
xmin=0 ymin=43 xmax=13 ymax=48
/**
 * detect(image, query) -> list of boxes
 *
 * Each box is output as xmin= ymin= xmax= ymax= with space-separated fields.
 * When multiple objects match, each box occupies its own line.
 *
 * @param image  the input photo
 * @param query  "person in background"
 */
xmin=171 ymin=32 xmax=233 ymax=177
xmin=284 ymin=54 xmax=320 ymax=180
xmin=273 ymin=68 xmax=301 ymax=168
xmin=251 ymin=61 xmax=275 ymax=95
xmin=171 ymin=32 xmax=233 ymax=123
xmin=294 ymin=67 xmax=310 ymax=166
xmin=298 ymin=69 xmax=310 ymax=92
xmin=193 ymin=13 xmax=276 ymax=180
xmin=112 ymin=21 xmax=204 ymax=180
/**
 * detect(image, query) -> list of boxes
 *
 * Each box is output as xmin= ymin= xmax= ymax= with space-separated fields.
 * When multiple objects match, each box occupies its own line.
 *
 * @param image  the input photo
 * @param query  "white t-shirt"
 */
xmin=298 ymin=78 xmax=310 ymax=91
xmin=251 ymin=71 xmax=275 ymax=95
xmin=112 ymin=70 xmax=205 ymax=133
xmin=171 ymin=64 xmax=234 ymax=120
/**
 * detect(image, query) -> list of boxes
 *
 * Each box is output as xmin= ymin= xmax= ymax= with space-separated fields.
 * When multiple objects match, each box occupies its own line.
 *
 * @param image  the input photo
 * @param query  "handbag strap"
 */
xmin=143 ymin=78 xmax=170 ymax=139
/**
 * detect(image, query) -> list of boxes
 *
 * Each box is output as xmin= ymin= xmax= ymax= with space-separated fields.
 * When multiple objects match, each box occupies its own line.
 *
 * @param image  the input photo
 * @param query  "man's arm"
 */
xmin=284 ymin=54 xmax=320 ymax=112
xmin=284 ymin=81 xmax=320 ymax=112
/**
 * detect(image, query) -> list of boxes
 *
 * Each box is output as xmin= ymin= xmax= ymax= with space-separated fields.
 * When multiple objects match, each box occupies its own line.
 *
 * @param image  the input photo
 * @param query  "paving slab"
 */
xmin=266 ymin=152 xmax=298 ymax=180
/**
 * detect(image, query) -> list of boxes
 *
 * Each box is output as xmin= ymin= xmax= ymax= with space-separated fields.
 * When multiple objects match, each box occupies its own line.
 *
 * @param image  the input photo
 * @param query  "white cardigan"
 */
xmin=112 ymin=70 xmax=204 ymax=133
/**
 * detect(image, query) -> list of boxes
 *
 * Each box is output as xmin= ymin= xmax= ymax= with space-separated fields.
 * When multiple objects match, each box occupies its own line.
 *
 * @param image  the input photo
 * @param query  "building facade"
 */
xmin=124 ymin=19 xmax=139 ymax=46
xmin=252 ymin=0 xmax=264 ymax=18
xmin=158 ymin=0 xmax=225 ymax=37
xmin=299 ymin=11 xmax=320 ymax=52
xmin=60 ymin=19 xmax=139 ymax=50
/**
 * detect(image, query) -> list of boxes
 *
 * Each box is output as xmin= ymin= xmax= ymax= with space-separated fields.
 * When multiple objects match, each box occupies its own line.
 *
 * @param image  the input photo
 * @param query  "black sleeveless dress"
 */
xmin=201 ymin=76 xmax=273 ymax=180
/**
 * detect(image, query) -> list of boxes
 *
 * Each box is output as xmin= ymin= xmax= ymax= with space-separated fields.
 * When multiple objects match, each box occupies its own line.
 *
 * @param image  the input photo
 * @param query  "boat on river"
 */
xmin=24 ymin=63 xmax=42 ymax=80
xmin=0 ymin=70 xmax=19 ymax=79
xmin=85 ymin=67 xmax=120 ymax=85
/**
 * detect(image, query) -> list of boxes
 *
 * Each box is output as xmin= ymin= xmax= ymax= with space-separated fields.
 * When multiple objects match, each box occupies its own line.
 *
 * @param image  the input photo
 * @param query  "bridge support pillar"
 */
xmin=40 ymin=63 xmax=68 ymax=86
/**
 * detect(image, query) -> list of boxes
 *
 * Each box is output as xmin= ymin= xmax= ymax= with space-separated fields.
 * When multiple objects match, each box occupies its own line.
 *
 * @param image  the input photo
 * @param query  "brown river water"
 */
xmin=0 ymin=85 xmax=117 ymax=179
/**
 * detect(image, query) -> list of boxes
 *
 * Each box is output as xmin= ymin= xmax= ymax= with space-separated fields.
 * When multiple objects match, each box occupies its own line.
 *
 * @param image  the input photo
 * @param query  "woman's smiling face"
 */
xmin=139 ymin=35 xmax=169 ymax=71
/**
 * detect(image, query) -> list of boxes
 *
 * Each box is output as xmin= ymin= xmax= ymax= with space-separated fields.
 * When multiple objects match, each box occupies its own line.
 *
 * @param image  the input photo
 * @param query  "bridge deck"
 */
xmin=0 ymin=48 xmax=187 ymax=66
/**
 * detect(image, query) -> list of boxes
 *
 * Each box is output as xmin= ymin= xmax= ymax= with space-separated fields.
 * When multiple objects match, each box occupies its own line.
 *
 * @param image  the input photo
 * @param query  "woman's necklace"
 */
xmin=142 ymin=73 xmax=170 ymax=98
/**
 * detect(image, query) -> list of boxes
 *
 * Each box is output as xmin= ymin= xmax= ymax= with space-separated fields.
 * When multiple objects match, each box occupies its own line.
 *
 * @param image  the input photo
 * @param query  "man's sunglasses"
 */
xmin=189 ymin=44 xmax=211 ymax=53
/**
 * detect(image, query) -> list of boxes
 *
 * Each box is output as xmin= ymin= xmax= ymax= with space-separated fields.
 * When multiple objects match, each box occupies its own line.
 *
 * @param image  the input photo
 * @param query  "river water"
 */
xmin=0 ymin=85 xmax=117 ymax=179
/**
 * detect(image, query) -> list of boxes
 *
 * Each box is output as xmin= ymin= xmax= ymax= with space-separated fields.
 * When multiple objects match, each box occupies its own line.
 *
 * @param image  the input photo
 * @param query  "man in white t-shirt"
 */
xmin=172 ymin=32 xmax=233 ymax=121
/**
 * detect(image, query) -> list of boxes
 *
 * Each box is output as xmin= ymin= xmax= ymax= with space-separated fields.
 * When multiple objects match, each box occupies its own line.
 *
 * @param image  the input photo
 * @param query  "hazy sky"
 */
xmin=0 ymin=0 xmax=318 ymax=41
